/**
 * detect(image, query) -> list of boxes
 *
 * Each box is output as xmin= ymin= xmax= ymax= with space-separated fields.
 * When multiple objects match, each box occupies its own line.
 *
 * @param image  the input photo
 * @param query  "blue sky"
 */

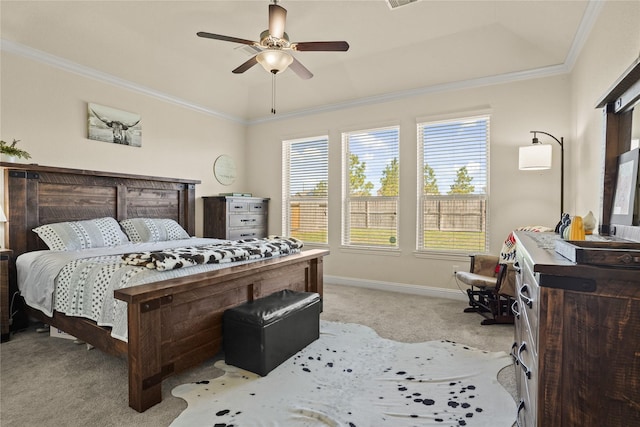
xmin=421 ymin=118 xmax=488 ymax=194
xmin=287 ymin=117 xmax=488 ymax=195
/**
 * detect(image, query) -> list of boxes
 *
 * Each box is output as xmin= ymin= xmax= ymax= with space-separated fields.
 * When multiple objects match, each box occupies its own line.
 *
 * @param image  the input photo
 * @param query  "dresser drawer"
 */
xmin=517 ymin=256 xmax=539 ymax=354
xmin=249 ymin=202 xmax=267 ymax=212
xmin=518 ymin=335 xmax=538 ymax=426
xmin=516 ymin=376 xmax=537 ymax=427
xmin=227 ymin=199 xmax=267 ymax=213
xmin=513 ymin=306 xmax=538 ymax=426
xmin=227 ymin=200 xmax=249 ymax=212
xmin=228 ymin=228 xmax=266 ymax=240
xmin=228 ymin=214 xmax=265 ymax=228
xmin=514 ymin=247 xmax=540 ymax=427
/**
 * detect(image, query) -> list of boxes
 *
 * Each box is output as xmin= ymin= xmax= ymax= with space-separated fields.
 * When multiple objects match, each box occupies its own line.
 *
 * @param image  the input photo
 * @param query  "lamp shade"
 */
xmin=0 ymin=206 xmax=6 ymax=223
xmin=519 ymin=144 xmax=552 ymax=170
xmin=256 ymin=50 xmax=293 ymax=74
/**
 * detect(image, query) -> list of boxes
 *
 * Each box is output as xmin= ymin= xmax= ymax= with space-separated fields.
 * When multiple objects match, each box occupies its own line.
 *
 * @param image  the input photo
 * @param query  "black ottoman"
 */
xmin=223 ymin=289 xmax=321 ymax=376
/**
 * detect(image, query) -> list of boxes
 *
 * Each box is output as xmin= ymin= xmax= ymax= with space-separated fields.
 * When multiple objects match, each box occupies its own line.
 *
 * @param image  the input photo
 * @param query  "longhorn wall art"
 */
xmin=88 ymin=103 xmax=142 ymax=147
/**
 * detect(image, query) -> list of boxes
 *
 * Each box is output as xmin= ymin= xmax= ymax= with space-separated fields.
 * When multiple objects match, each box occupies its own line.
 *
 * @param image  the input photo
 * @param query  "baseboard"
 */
xmin=324 ymin=275 xmax=468 ymax=302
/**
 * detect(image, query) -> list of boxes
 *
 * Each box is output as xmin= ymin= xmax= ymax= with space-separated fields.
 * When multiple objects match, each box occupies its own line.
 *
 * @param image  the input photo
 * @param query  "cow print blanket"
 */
xmin=170 ymin=321 xmax=515 ymax=427
xmin=122 ymin=237 xmax=303 ymax=271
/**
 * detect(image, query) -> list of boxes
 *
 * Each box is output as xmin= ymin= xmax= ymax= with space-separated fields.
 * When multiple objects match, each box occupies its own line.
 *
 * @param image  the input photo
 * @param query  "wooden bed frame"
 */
xmin=2 ymin=162 xmax=328 ymax=412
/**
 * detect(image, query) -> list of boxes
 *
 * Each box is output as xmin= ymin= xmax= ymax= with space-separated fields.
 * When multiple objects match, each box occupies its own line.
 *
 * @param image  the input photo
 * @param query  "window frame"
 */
xmin=341 ymin=125 xmax=401 ymax=250
xmin=416 ymin=113 xmax=490 ymax=254
xmin=282 ymin=135 xmax=330 ymax=245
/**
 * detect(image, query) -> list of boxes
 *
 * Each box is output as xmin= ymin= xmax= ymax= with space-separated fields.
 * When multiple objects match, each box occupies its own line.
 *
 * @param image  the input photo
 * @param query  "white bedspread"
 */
xmin=16 ymin=238 xmax=265 ymax=341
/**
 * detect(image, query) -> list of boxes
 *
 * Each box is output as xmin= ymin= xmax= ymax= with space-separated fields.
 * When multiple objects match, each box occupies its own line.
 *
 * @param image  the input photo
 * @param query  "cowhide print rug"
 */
xmin=170 ymin=321 xmax=515 ymax=427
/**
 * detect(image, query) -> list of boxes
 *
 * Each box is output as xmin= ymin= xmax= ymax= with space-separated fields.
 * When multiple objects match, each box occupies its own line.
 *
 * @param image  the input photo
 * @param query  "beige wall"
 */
xmin=570 ymin=0 xmax=640 ymax=222
xmin=1 ymin=52 xmax=247 ymax=237
xmin=246 ymin=76 xmax=571 ymax=294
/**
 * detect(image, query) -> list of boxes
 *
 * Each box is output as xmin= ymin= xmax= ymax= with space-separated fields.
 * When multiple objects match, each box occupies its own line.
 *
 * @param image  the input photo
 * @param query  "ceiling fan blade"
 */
xmin=268 ymin=4 xmax=287 ymax=39
xmin=293 ymin=41 xmax=350 ymax=52
xmin=232 ymin=56 xmax=259 ymax=74
xmin=289 ymin=57 xmax=313 ymax=80
xmin=197 ymin=32 xmax=257 ymax=46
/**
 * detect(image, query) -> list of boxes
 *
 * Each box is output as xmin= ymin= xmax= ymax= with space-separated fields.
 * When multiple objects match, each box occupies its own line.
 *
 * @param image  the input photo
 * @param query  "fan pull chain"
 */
xmin=271 ymin=71 xmax=277 ymax=114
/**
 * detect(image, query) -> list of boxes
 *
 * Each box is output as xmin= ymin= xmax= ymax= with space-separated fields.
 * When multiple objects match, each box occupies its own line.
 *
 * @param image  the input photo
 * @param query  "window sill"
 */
xmin=300 ymin=242 xmax=330 ymax=250
xmin=413 ymin=250 xmax=474 ymax=261
xmin=339 ymin=246 xmax=401 ymax=257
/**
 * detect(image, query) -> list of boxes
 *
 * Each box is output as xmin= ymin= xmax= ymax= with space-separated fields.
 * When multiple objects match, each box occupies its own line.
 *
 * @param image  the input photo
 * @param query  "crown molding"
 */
xmin=0 ymin=1 xmax=601 ymax=127
xmin=0 ymin=39 xmax=247 ymax=125
xmin=563 ymin=0 xmax=604 ymax=71
xmin=248 ymin=63 xmax=570 ymax=125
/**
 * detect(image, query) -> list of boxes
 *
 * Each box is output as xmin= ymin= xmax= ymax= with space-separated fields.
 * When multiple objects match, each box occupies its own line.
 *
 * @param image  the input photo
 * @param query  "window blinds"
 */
xmin=417 ymin=116 xmax=489 ymax=252
xmin=342 ymin=126 xmax=400 ymax=248
xmin=282 ymin=136 xmax=329 ymax=244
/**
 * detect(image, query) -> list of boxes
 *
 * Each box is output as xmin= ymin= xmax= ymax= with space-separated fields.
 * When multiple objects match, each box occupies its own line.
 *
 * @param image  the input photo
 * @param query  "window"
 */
xmin=417 ymin=115 xmax=489 ymax=252
xmin=342 ymin=126 xmax=400 ymax=248
xmin=282 ymin=136 xmax=329 ymax=244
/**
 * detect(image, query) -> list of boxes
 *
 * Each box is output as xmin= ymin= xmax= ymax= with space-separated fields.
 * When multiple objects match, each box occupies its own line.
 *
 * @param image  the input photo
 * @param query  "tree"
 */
xmin=311 ymin=180 xmax=328 ymax=196
xmin=448 ymin=166 xmax=475 ymax=194
xmin=423 ymin=163 xmax=439 ymax=195
xmin=378 ymin=157 xmax=399 ymax=196
xmin=349 ymin=153 xmax=373 ymax=196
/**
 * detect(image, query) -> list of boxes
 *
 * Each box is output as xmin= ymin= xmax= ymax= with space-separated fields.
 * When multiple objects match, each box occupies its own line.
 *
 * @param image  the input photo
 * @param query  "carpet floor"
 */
xmin=0 ymin=283 xmax=516 ymax=426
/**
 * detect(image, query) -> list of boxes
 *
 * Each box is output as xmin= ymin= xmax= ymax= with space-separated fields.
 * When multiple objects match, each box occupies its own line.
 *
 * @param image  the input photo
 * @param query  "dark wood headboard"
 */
xmin=2 ymin=162 xmax=200 ymax=258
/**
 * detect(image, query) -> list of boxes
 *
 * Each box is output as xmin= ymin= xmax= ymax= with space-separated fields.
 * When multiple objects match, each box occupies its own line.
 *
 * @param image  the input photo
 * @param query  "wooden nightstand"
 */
xmin=1 ymin=248 xmax=12 ymax=342
xmin=203 ymin=196 xmax=269 ymax=240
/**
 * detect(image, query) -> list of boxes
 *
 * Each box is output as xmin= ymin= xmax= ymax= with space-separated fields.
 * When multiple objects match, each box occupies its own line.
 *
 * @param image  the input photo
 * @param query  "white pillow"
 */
xmin=119 ymin=218 xmax=190 ymax=243
xmin=33 ymin=217 xmax=130 ymax=251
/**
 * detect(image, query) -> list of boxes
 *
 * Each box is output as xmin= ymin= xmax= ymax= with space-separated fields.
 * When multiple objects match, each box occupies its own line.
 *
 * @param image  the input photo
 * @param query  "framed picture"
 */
xmin=88 ymin=103 xmax=142 ymax=147
xmin=611 ymin=148 xmax=639 ymax=226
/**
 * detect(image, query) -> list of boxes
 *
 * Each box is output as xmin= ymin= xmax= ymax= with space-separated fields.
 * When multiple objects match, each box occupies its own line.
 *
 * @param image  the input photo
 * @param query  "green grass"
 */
xmin=349 ymin=228 xmax=397 ymax=246
xmin=291 ymin=230 xmax=327 ymax=243
xmin=422 ymin=230 xmax=486 ymax=251
xmin=292 ymin=228 xmax=485 ymax=251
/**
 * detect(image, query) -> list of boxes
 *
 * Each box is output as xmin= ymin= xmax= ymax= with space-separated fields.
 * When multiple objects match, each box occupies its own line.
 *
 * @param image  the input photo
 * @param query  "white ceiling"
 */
xmin=1 ymin=0 xmax=595 ymax=123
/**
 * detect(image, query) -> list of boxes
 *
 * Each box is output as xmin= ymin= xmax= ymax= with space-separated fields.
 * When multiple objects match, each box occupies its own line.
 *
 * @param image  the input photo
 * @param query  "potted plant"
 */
xmin=0 ymin=139 xmax=31 ymax=163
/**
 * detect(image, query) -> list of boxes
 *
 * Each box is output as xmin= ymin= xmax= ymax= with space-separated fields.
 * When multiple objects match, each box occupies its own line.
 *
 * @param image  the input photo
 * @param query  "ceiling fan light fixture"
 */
xmin=197 ymin=1 xmax=348 ymax=112
xmin=256 ymin=49 xmax=293 ymax=74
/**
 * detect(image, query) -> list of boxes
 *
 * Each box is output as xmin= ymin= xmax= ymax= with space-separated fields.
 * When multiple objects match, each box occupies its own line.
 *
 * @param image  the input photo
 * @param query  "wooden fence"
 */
xmin=290 ymin=198 xmax=328 ymax=232
xmin=289 ymin=195 xmax=486 ymax=233
xmin=422 ymin=195 xmax=486 ymax=232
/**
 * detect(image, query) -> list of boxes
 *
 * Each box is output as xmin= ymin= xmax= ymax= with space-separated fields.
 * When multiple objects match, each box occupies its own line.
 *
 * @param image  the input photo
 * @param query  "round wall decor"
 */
xmin=213 ymin=154 xmax=237 ymax=185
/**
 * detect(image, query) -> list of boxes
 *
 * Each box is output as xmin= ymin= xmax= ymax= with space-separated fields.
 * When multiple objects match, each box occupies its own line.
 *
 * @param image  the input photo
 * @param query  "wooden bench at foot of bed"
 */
xmin=117 ymin=249 xmax=327 ymax=412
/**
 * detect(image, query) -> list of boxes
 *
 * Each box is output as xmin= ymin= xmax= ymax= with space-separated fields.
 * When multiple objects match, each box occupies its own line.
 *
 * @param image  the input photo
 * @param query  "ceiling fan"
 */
xmin=197 ymin=0 xmax=350 ymax=80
